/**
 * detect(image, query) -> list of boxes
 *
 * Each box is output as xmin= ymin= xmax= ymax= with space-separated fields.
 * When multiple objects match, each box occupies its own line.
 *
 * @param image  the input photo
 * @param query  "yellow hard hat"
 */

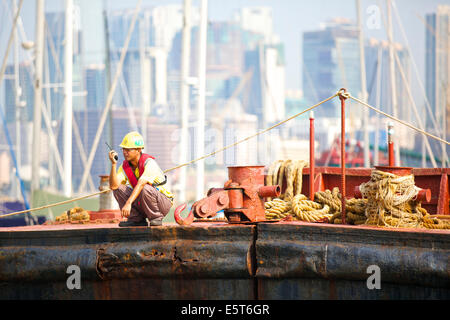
xmin=119 ymin=131 xmax=145 ymax=149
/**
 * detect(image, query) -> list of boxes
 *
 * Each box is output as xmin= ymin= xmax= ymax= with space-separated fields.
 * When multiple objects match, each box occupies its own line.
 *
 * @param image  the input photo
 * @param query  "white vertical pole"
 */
xmin=139 ymin=17 xmax=148 ymax=144
xmin=374 ymin=45 xmax=382 ymax=166
xmin=258 ymin=41 xmax=267 ymax=162
xmin=442 ymin=15 xmax=449 ymax=167
xmin=179 ymin=0 xmax=191 ymax=203
xmin=386 ymin=0 xmax=400 ymax=166
xmin=13 ymin=0 xmax=21 ymax=199
xmin=196 ymin=0 xmax=207 ymax=200
xmin=77 ymin=0 xmax=142 ymax=193
xmin=356 ymin=0 xmax=370 ymax=168
xmin=31 ymin=0 xmax=45 ymax=209
xmin=63 ymin=0 xmax=73 ymax=197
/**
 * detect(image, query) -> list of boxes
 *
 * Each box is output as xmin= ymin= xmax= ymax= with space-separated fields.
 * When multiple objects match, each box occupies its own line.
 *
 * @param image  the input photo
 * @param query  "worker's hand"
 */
xmin=121 ymin=202 xmax=131 ymax=218
xmin=109 ymin=150 xmax=118 ymax=164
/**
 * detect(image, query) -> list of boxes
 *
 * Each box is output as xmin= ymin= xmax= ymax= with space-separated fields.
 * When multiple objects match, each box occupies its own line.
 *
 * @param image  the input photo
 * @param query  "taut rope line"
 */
xmin=348 ymin=93 xmax=449 ymax=146
xmin=0 ymin=190 xmax=109 ymax=219
xmin=164 ymin=92 xmax=339 ymax=173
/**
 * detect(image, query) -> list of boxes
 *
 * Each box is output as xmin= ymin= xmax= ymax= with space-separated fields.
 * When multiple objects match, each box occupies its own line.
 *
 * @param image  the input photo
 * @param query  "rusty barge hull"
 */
xmin=0 ymin=221 xmax=449 ymax=300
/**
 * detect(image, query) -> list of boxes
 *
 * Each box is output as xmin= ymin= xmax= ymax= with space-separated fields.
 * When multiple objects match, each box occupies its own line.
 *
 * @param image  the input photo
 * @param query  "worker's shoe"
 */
xmin=118 ymin=220 xmax=148 ymax=227
xmin=149 ymin=217 xmax=163 ymax=226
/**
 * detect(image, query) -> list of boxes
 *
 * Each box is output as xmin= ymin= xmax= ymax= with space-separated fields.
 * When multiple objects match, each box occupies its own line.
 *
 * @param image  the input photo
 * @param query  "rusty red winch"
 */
xmin=174 ymin=165 xmax=281 ymax=225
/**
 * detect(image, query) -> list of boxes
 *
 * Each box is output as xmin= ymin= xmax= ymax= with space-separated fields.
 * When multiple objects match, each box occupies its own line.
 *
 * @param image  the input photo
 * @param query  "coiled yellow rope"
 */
xmin=264 ymin=164 xmax=450 ymax=230
xmin=265 ymin=159 xmax=308 ymax=201
xmin=264 ymin=158 xmax=331 ymax=223
xmin=53 ymin=207 xmax=90 ymax=224
xmin=264 ymin=195 xmax=332 ymax=223
xmin=360 ymin=170 xmax=450 ymax=229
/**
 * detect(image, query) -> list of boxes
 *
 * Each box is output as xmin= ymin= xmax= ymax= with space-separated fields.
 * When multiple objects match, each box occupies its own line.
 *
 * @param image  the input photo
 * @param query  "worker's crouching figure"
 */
xmin=108 ymin=131 xmax=174 ymax=227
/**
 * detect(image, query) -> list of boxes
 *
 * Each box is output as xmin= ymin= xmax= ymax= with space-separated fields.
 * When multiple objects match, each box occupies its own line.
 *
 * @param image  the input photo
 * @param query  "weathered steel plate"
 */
xmin=0 ymin=223 xmax=256 ymax=299
xmin=256 ymin=221 xmax=450 ymax=299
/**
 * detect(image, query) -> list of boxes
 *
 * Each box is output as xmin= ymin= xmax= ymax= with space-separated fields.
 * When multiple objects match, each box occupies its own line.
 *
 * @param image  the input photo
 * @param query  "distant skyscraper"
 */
xmin=76 ymin=0 xmax=106 ymax=65
xmin=169 ymin=18 xmax=267 ymax=116
xmin=44 ymin=11 xmax=65 ymax=119
xmin=234 ymin=7 xmax=278 ymax=44
xmin=302 ymin=18 xmax=361 ymax=118
xmin=3 ymin=62 xmax=33 ymax=124
xmin=244 ymin=43 xmax=286 ymax=124
xmin=85 ymin=64 xmax=106 ymax=110
xmin=45 ymin=9 xmax=83 ymax=118
xmin=150 ymin=5 xmax=189 ymax=49
xmin=109 ymin=9 xmax=143 ymax=51
xmin=425 ymin=5 xmax=450 ymax=139
xmin=108 ymin=6 xmax=182 ymax=109
xmin=365 ymin=38 xmax=411 ymax=123
xmin=196 ymin=21 xmax=256 ymax=100
xmin=70 ymin=110 xmax=109 ymax=188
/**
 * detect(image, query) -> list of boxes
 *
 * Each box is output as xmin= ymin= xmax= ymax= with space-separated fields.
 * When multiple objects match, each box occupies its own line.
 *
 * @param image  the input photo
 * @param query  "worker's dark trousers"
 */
xmin=113 ymin=184 xmax=172 ymax=222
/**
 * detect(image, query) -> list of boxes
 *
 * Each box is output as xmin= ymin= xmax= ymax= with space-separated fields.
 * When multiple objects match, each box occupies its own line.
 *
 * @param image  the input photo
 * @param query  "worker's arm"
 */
xmin=120 ymin=178 xmax=147 ymax=218
xmin=108 ymin=150 xmax=120 ymax=190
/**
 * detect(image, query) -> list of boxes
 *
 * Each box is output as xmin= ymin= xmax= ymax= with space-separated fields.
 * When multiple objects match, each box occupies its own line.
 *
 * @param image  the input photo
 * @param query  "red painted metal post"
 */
xmin=339 ymin=89 xmax=347 ymax=224
xmin=309 ymin=112 xmax=315 ymax=201
xmin=258 ymin=185 xmax=281 ymax=198
xmin=387 ymin=122 xmax=395 ymax=167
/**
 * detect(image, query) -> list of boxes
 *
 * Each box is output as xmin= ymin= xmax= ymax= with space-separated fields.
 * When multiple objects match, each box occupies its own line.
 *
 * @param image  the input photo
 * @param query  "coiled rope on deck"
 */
xmin=264 ymin=160 xmax=333 ymax=222
xmin=360 ymin=170 xmax=450 ymax=229
xmin=264 ymin=160 xmax=450 ymax=229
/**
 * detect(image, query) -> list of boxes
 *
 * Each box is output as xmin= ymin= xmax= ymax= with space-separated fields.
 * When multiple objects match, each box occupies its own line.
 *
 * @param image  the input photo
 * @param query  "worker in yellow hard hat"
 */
xmin=108 ymin=131 xmax=174 ymax=227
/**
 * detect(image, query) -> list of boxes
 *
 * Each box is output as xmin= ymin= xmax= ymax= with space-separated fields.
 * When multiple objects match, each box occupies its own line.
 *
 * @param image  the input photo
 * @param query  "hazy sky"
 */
xmin=1 ymin=0 xmax=448 ymax=95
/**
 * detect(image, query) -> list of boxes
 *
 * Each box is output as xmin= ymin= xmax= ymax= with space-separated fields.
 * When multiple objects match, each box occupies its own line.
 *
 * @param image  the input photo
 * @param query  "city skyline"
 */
xmin=1 ymin=0 xmax=447 ymax=94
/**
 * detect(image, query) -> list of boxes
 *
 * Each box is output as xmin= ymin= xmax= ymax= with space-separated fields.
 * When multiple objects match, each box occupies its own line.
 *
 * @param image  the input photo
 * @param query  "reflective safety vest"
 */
xmin=122 ymin=153 xmax=155 ymax=188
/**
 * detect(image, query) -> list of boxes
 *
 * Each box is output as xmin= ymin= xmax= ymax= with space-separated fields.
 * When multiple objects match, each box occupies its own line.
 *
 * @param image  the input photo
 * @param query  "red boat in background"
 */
xmin=317 ymin=137 xmax=389 ymax=167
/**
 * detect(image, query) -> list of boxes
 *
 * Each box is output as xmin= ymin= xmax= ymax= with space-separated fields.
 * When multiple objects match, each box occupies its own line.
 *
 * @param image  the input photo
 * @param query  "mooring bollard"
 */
xmin=98 ymin=175 xmax=118 ymax=211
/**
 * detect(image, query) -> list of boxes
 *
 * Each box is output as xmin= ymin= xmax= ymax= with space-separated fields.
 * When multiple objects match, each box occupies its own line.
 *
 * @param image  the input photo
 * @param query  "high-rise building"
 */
xmin=244 ymin=43 xmax=286 ymax=124
xmin=233 ymin=7 xmax=278 ymax=44
xmin=302 ymin=18 xmax=361 ymax=118
xmin=70 ymin=110 xmax=109 ymax=189
xmin=197 ymin=21 xmax=259 ymax=108
xmin=84 ymin=64 xmax=106 ymax=110
xmin=3 ymin=62 xmax=33 ymax=124
xmin=108 ymin=6 xmax=185 ymax=110
xmin=45 ymin=9 xmax=83 ymax=119
xmin=77 ymin=0 xmax=106 ymax=65
xmin=150 ymin=5 xmax=193 ymax=49
xmin=365 ymin=38 xmax=411 ymax=123
xmin=425 ymin=5 xmax=450 ymax=139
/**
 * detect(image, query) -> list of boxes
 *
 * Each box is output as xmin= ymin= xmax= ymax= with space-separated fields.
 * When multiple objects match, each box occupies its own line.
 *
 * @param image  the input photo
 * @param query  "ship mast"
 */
xmin=31 ymin=0 xmax=45 ymax=213
xmin=179 ymin=0 xmax=192 ymax=203
xmin=196 ymin=0 xmax=207 ymax=200
xmin=13 ymin=0 xmax=22 ymax=199
xmin=63 ymin=0 xmax=73 ymax=197
xmin=386 ymin=0 xmax=400 ymax=166
xmin=356 ymin=0 xmax=370 ymax=168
